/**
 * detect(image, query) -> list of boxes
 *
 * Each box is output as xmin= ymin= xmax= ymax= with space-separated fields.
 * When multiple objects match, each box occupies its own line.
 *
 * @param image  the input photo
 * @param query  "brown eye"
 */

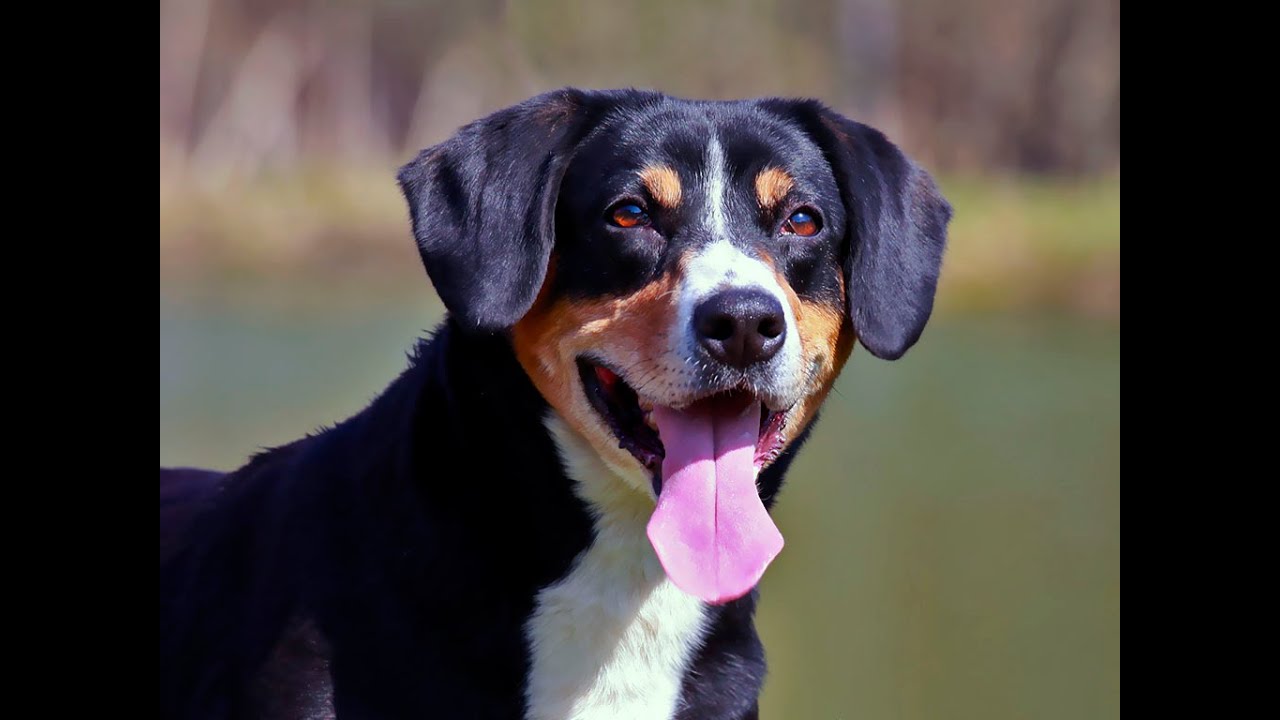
xmin=782 ymin=209 xmax=821 ymax=237
xmin=609 ymin=203 xmax=650 ymax=228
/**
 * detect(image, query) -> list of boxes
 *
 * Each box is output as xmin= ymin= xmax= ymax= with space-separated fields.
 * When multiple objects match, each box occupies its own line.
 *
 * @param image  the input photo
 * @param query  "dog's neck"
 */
xmin=392 ymin=319 xmax=599 ymax=586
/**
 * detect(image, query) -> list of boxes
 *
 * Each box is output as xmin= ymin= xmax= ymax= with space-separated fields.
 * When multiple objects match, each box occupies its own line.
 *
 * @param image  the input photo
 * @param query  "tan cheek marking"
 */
xmin=639 ymin=165 xmax=682 ymax=209
xmin=768 ymin=265 xmax=855 ymax=450
xmin=754 ymin=167 xmax=794 ymax=210
xmin=788 ymin=302 xmax=854 ymax=443
xmin=512 ymin=269 xmax=681 ymax=472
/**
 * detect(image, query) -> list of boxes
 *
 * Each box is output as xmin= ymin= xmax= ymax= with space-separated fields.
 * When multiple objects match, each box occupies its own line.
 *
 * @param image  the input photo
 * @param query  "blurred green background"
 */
xmin=159 ymin=1 xmax=1119 ymax=717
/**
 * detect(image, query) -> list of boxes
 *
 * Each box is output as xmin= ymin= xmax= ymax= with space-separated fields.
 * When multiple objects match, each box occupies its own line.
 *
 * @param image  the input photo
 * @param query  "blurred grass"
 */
xmin=159 ymin=168 xmax=1120 ymax=318
xmin=757 ymin=312 xmax=1118 ymax=719
xmin=939 ymin=175 xmax=1120 ymax=315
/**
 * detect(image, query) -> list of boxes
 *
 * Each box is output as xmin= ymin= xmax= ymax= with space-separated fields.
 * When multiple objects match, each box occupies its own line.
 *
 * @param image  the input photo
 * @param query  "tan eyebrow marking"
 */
xmin=638 ymin=165 xmax=683 ymax=208
xmin=754 ymin=167 xmax=794 ymax=209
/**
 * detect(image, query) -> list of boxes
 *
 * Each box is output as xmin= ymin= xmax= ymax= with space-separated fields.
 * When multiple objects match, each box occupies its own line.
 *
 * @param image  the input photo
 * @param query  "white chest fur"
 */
xmin=524 ymin=416 xmax=709 ymax=720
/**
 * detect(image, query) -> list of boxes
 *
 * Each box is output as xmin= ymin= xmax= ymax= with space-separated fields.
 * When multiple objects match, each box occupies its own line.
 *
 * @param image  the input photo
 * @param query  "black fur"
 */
xmin=161 ymin=88 xmax=950 ymax=718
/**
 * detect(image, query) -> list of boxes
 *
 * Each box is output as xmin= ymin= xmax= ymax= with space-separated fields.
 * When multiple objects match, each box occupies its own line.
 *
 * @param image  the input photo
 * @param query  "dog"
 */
xmin=160 ymin=87 xmax=951 ymax=719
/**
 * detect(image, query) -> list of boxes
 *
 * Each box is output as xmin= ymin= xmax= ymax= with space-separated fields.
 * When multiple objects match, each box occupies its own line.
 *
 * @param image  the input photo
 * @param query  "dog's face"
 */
xmin=511 ymin=104 xmax=853 ymax=485
xmin=398 ymin=89 xmax=950 ymax=603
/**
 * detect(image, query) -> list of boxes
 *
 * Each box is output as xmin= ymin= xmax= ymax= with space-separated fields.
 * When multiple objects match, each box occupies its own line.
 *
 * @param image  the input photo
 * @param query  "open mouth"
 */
xmin=577 ymin=357 xmax=791 ymax=605
xmin=577 ymin=358 xmax=789 ymax=487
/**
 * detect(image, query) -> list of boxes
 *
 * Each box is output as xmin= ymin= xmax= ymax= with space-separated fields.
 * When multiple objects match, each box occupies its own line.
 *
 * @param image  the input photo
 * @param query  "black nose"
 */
xmin=693 ymin=288 xmax=787 ymax=369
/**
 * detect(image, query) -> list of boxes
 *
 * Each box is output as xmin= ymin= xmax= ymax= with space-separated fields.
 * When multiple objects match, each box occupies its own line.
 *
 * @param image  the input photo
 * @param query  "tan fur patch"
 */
xmin=754 ymin=167 xmax=794 ymax=210
xmin=765 ymin=260 xmax=855 ymax=452
xmin=639 ymin=165 xmax=682 ymax=209
xmin=512 ymin=260 xmax=682 ymax=494
xmin=787 ymin=299 xmax=855 ymax=444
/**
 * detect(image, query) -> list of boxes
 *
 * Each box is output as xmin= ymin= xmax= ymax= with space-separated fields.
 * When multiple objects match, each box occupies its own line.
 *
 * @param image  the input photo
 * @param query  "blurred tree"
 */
xmin=159 ymin=0 xmax=1120 ymax=184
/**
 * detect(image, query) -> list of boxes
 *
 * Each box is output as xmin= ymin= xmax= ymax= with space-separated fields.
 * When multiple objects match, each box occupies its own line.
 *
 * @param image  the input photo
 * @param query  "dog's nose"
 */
xmin=693 ymin=289 xmax=787 ymax=368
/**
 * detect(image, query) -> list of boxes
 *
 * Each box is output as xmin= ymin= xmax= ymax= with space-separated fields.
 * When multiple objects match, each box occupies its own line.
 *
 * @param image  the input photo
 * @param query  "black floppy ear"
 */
xmin=761 ymin=100 xmax=952 ymax=360
xmin=397 ymin=88 xmax=608 ymax=331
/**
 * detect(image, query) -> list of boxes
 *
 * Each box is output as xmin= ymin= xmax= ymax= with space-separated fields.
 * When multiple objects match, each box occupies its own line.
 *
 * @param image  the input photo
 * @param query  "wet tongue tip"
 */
xmin=646 ymin=397 xmax=785 ymax=604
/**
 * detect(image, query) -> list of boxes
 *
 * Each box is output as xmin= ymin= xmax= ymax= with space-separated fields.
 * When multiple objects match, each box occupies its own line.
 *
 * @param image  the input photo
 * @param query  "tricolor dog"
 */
xmin=160 ymin=88 xmax=951 ymax=719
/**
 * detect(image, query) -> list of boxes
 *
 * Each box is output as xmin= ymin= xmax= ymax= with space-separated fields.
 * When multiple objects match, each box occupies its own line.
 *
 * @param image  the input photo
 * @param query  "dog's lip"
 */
xmin=576 ymin=357 xmax=794 ymax=479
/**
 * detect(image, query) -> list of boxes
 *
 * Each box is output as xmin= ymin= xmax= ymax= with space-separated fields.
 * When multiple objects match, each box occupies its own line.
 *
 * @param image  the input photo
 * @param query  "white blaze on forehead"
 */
xmin=688 ymin=134 xmax=790 ymax=307
xmin=667 ymin=133 xmax=804 ymax=402
xmin=703 ymin=135 xmax=730 ymax=241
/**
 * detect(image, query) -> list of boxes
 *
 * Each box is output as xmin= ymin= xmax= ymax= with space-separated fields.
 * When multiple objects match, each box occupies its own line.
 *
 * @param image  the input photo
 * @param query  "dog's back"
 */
xmin=161 ymin=444 xmax=323 ymax=719
xmin=161 ymin=468 xmax=225 ymax=562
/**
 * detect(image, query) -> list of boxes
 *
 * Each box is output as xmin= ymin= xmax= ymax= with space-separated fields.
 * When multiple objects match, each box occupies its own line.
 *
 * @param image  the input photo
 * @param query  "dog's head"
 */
xmin=398 ymin=89 xmax=951 ymax=603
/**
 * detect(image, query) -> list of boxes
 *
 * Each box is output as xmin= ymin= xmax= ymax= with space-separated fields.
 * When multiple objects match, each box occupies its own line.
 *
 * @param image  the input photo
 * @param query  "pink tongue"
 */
xmin=646 ymin=399 xmax=784 ymax=604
